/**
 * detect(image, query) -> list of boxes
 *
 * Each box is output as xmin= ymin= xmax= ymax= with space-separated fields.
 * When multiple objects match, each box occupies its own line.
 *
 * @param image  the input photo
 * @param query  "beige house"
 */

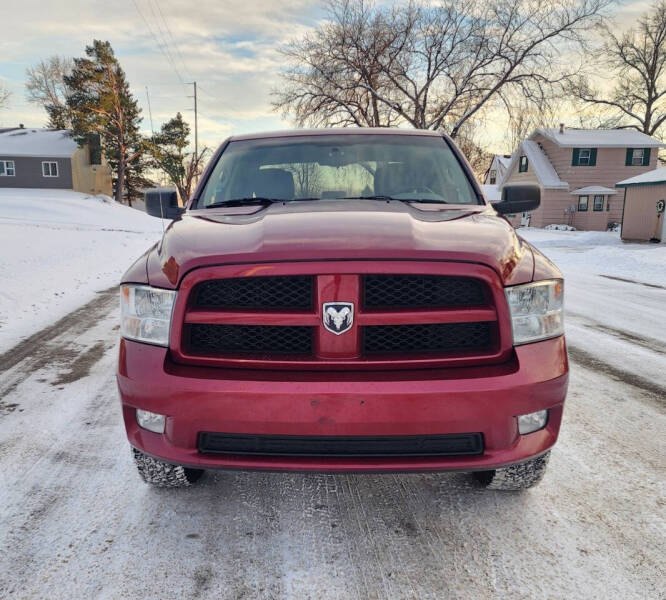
xmin=498 ymin=127 xmax=664 ymax=230
xmin=484 ymin=154 xmax=511 ymax=185
xmin=616 ymin=168 xmax=666 ymax=243
xmin=0 ymin=127 xmax=112 ymax=196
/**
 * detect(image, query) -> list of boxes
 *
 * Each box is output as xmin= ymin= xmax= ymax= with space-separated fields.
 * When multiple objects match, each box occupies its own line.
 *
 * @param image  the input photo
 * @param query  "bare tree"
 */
xmin=274 ymin=0 xmax=610 ymax=138
xmin=452 ymin=120 xmax=496 ymax=180
xmin=0 ymin=83 xmax=10 ymax=111
xmin=571 ymin=0 xmax=666 ymax=138
xmin=25 ymin=56 xmax=73 ymax=129
xmin=504 ymin=97 xmax=562 ymax=151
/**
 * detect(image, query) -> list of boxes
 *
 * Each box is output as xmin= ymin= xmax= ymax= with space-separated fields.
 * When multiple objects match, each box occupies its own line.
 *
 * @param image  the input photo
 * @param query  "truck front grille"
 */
xmin=194 ymin=276 xmax=313 ymax=310
xmin=198 ymin=432 xmax=484 ymax=457
xmin=364 ymin=274 xmax=486 ymax=308
xmin=176 ymin=266 xmax=506 ymax=369
xmin=188 ymin=324 xmax=313 ymax=355
xmin=364 ymin=322 xmax=493 ymax=354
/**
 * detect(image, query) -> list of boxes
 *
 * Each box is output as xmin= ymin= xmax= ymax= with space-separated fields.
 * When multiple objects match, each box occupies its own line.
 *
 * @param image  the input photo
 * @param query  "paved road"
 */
xmin=0 ymin=284 xmax=663 ymax=599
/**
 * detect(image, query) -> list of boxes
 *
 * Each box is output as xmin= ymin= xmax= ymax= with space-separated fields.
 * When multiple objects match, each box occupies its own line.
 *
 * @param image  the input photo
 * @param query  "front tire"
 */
xmin=132 ymin=448 xmax=204 ymax=488
xmin=473 ymin=451 xmax=550 ymax=491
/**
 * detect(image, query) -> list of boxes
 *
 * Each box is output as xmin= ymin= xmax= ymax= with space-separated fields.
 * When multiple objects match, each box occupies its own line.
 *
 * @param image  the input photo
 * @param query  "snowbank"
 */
xmin=0 ymin=189 xmax=164 ymax=351
xmin=520 ymin=228 xmax=666 ymax=287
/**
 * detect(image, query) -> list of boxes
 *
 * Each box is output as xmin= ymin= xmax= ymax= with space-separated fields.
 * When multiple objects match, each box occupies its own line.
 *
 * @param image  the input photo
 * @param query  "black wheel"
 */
xmin=473 ymin=451 xmax=550 ymax=491
xmin=132 ymin=448 xmax=204 ymax=488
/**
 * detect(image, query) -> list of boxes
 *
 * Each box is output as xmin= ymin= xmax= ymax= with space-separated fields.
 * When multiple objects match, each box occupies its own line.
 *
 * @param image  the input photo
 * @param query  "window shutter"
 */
xmin=643 ymin=148 xmax=651 ymax=166
xmin=590 ymin=148 xmax=597 ymax=166
xmin=572 ymin=148 xmax=580 ymax=166
xmin=625 ymin=148 xmax=633 ymax=166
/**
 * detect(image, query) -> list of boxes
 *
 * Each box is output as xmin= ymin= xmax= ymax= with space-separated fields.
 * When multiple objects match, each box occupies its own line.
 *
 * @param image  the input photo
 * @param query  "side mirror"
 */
xmin=495 ymin=184 xmax=540 ymax=215
xmin=145 ymin=188 xmax=185 ymax=220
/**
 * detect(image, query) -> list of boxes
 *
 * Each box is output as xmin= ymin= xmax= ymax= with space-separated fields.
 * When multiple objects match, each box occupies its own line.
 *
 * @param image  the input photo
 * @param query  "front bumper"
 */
xmin=117 ymin=336 xmax=568 ymax=472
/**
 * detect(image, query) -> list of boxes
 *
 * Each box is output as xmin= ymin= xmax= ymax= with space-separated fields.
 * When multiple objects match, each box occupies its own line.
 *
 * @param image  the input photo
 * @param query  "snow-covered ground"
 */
xmin=520 ymin=227 xmax=666 ymax=287
xmin=520 ymin=228 xmax=666 ymax=386
xmin=0 ymin=205 xmax=663 ymax=599
xmin=0 ymin=189 xmax=163 ymax=351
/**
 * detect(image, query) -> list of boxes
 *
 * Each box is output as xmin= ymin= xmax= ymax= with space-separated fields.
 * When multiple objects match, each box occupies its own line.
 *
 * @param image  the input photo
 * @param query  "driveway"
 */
xmin=0 ymin=270 xmax=663 ymax=599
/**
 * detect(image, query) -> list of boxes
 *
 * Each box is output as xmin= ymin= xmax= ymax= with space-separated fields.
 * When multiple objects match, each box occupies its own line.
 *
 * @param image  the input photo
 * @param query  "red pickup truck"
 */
xmin=118 ymin=128 xmax=567 ymax=490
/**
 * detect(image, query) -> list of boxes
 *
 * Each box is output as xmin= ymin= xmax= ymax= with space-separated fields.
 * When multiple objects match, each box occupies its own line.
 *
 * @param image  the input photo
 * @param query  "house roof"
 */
xmin=616 ymin=167 xmax=666 ymax=188
xmin=570 ymin=185 xmax=618 ymax=196
xmin=0 ymin=129 xmax=78 ymax=157
xmin=533 ymin=128 xmax=665 ymax=148
xmin=496 ymin=155 xmax=511 ymax=169
xmin=480 ymin=184 xmax=501 ymax=203
xmin=499 ymin=140 xmax=568 ymax=189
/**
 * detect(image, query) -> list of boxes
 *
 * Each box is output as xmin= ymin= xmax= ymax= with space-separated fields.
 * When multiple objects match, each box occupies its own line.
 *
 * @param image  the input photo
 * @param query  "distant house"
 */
xmin=616 ymin=168 xmax=666 ymax=243
xmin=0 ymin=127 xmax=112 ymax=196
xmin=498 ymin=126 xmax=665 ymax=230
xmin=483 ymin=154 xmax=511 ymax=185
xmin=480 ymin=154 xmax=511 ymax=207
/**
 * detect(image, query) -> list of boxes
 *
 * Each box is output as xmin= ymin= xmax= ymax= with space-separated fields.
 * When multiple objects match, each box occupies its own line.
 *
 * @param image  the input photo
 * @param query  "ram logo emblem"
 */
xmin=323 ymin=302 xmax=354 ymax=335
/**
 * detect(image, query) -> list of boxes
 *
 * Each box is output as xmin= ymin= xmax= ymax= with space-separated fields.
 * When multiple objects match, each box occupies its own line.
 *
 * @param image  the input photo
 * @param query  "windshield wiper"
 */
xmin=342 ymin=195 xmax=395 ymax=201
xmin=205 ymin=197 xmax=285 ymax=208
xmin=402 ymin=198 xmax=449 ymax=204
xmin=343 ymin=195 xmax=449 ymax=204
xmin=205 ymin=197 xmax=326 ymax=208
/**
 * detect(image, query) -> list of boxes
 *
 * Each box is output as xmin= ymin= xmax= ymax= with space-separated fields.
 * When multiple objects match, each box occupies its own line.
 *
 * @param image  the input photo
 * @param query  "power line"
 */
xmin=145 ymin=0 xmax=185 ymax=83
xmin=130 ymin=0 xmax=186 ymax=87
xmin=152 ymin=0 xmax=193 ymax=80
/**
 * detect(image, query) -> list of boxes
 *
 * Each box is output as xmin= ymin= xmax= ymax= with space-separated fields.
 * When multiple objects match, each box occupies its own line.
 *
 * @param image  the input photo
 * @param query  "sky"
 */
xmin=0 ymin=0 xmax=655 ymax=156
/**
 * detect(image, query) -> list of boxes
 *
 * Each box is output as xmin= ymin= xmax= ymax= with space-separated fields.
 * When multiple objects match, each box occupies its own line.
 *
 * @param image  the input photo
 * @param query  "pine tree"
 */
xmin=146 ymin=112 xmax=208 ymax=202
xmin=65 ymin=40 xmax=144 ymax=204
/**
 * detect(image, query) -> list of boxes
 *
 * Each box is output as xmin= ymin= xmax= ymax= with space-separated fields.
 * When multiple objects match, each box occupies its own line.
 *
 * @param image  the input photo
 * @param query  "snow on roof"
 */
xmin=499 ymin=140 xmax=568 ymax=189
xmin=480 ymin=184 xmax=501 ymax=203
xmin=0 ymin=129 xmax=78 ymax=157
xmin=496 ymin=155 xmax=511 ymax=168
xmin=570 ymin=185 xmax=618 ymax=196
xmin=534 ymin=128 xmax=665 ymax=148
xmin=616 ymin=167 xmax=666 ymax=187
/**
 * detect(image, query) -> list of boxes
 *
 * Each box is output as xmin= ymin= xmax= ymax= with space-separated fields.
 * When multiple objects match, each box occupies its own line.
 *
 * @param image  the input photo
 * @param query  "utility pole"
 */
xmin=187 ymin=81 xmax=198 ymax=161
xmin=145 ymin=86 xmax=154 ymax=135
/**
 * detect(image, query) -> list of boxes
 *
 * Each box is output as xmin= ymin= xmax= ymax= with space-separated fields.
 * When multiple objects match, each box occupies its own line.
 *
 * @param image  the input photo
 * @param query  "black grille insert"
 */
xmin=364 ymin=322 xmax=493 ymax=354
xmin=198 ymin=433 xmax=484 ymax=457
xmin=188 ymin=324 xmax=313 ymax=355
xmin=193 ymin=276 xmax=313 ymax=310
xmin=364 ymin=275 xmax=486 ymax=308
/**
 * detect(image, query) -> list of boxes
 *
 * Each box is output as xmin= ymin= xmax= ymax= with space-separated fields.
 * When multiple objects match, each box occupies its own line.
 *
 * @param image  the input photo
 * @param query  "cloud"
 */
xmin=0 ymin=0 xmax=655 ymax=157
xmin=0 ymin=0 xmax=324 ymax=142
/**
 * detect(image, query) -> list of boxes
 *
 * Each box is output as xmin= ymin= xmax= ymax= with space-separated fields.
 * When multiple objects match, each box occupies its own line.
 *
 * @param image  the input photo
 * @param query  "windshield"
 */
xmin=197 ymin=134 xmax=480 ymax=207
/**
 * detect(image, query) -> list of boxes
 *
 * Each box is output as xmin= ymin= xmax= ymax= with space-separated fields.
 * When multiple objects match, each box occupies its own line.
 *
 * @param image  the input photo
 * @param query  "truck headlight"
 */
xmin=120 ymin=284 xmax=176 ymax=346
xmin=505 ymin=280 xmax=564 ymax=345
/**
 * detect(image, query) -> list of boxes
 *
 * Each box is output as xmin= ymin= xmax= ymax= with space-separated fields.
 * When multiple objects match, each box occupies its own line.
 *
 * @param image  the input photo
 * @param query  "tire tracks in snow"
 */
xmin=567 ymin=345 xmax=666 ymax=406
xmin=565 ymin=310 xmax=666 ymax=404
xmin=0 ymin=286 xmax=118 ymax=414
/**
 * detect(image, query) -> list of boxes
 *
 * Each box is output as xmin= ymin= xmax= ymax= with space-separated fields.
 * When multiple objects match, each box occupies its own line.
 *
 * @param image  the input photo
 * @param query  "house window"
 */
xmin=0 ymin=160 xmax=15 ymax=176
xmin=519 ymin=155 xmax=528 ymax=173
xmin=489 ymin=169 xmax=497 ymax=184
xmin=572 ymin=148 xmax=597 ymax=166
xmin=578 ymin=195 xmax=589 ymax=211
xmin=606 ymin=198 xmax=611 ymax=211
xmin=626 ymin=147 xmax=651 ymax=166
xmin=593 ymin=195 xmax=604 ymax=211
xmin=42 ymin=161 xmax=59 ymax=177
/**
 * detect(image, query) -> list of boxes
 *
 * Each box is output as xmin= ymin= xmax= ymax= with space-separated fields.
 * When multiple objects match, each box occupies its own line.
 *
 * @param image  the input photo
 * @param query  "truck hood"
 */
xmin=143 ymin=200 xmax=540 ymax=288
